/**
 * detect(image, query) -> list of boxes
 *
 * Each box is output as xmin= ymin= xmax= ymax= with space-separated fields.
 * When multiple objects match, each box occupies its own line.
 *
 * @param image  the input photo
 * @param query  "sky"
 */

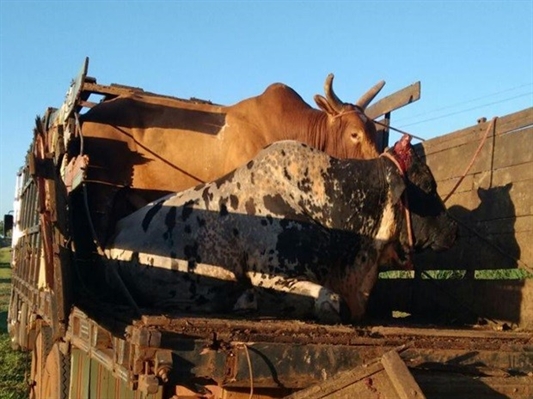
xmin=0 ymin=0 xmax=531 ymax=218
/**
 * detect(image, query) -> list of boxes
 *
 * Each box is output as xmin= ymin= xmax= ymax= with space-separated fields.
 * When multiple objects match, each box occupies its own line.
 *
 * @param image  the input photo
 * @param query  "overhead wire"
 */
xmin=394 ymin=82 xmax=533 ymax=125
xmin=399 ymin=91 xmax=532 ymax=128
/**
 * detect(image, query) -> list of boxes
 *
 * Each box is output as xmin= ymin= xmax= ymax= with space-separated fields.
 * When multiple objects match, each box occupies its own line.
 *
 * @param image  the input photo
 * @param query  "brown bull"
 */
xmin=77 ymin=75 xmax=385 ymax=242
xmin=80 ymin=74 xmax=384 ymax=192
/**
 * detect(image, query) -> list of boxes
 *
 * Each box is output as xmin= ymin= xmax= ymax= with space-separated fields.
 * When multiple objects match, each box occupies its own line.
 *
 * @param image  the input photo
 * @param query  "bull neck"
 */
xmin=324 ymin=158 xmax=388 ymax=233
xmin=304 ymin=109 xmax=329 ymax=151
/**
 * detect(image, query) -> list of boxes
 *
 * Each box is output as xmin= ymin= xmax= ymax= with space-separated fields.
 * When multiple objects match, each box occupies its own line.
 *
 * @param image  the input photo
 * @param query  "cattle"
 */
xmin=80 ymin=75 xmax=386 ymax=244
xmin=80 ymin=74 xmax=384 ymax=193
xmin=104 ymin=135 xmax=457 ymax=324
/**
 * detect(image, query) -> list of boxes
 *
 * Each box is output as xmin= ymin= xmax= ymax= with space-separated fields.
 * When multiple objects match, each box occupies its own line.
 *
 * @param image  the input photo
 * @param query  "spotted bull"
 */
xmin=104 ymin=136 xmax=457 ymax=324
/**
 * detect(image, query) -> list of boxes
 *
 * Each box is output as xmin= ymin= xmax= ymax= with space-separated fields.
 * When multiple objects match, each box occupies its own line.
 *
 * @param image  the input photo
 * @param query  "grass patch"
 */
xmin=0 ymin=247 xmax=30 ymax=399
xmin=0 ymin=247 xmax=10 ymax=266
xmin=380 ymin=267 xmax=533 ymax=280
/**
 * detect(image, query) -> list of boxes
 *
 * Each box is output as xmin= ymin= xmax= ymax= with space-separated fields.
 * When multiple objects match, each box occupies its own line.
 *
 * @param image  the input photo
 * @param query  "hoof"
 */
xmin=315 ymin=289 xmax=342 ymax=324
xmin=233 ymin=288 xmax=258 ymax=312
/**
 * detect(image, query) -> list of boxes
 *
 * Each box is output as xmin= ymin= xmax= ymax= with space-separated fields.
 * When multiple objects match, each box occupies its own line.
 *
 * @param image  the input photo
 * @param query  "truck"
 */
xmin=6 ymin=58 xmax=533 ymax=398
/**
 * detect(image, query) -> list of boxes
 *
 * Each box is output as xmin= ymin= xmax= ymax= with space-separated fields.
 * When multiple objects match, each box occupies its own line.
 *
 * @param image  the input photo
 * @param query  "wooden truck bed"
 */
xmin=67 ymin=299 xmax=533 ymax=398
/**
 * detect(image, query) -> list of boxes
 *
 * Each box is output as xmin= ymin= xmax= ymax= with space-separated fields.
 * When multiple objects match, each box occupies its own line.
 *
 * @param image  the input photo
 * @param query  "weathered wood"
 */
xmin=387 ymin=106 xmax=533 ymax=327
xmin=367 ymin=81 xmax=421 ymax=120
xmin=370 ymin=326 xmax=531 ymax=340
xmin=283 ymin=360 xmax=392 ymax=399
xmin=420 ymin=127 xmax=532 ymax=182
xmin=436 ymin=162 xmax=533 ymax=197
xmin=284 ymin=349 xmax=422 ymax=399
xmin=446 ymin=183 xmax=531 ymax=221
xmin=419 ymin=108 xmax=533 ymax=156
xmin=493 ymin=127 xmax=533 ymax=169
xmin=370 ymin=278 xmax=533 ymax=329
xmin=413 ymin=373 xmax=533 ymax=399
xmin=381 ymin=350 xmax=426 ymax=399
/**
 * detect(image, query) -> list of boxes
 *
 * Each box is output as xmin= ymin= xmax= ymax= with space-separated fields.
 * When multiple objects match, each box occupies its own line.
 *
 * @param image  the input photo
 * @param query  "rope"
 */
xmin=443 ymin=117 xmax=497 ymax=203
xmin=234 ymin=343 xmax=254 ymax=399
xmin=437 ymin=116 xmax=533 ymax=272
xmin=373 ymin=119 xmax=426 ymax=142
xmin=379 ymin=151 xmax=415 ymax=257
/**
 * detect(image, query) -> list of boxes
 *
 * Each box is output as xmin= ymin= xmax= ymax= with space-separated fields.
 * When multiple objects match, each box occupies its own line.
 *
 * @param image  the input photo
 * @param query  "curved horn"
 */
xmin=324 ymin=73 xmax=344 ymax=113
xmin=355 ymin=80 xmax=386 ymax=109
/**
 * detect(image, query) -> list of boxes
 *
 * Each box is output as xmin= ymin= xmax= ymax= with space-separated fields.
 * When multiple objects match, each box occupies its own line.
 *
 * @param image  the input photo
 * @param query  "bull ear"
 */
xmin=314 ymin=94 xmax=339 ymax=116
xmin=389 ymin=170 xmax=406 ymax=204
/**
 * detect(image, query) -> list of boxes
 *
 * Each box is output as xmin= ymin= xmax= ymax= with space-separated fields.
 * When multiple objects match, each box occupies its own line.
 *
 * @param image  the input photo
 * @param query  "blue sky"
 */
xmin=0 ymin=1 xmax=532 ymax=217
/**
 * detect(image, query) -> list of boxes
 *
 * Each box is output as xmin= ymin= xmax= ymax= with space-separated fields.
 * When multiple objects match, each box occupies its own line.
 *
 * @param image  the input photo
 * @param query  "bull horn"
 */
xmin=355 ymin=80 xmax=386 ymax=109
xmin=324 ymin=73 xmax=344 ymax=113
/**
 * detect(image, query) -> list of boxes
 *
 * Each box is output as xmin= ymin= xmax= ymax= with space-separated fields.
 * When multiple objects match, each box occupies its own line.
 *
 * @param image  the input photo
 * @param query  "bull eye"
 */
xmin=350 ymin=132 xmax=360 ymax=142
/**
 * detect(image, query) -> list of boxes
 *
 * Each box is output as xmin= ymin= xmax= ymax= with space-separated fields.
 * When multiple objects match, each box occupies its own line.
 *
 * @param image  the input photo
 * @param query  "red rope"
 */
xmin=380 ymin=152 xmax=414 ymax=251
xmin=443 ymin=117 xmax=498 ymax=203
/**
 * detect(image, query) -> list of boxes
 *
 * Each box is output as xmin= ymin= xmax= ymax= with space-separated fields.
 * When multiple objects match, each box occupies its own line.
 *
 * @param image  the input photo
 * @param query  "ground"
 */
xmin=0 ymin=246 xmax=29 ymax=399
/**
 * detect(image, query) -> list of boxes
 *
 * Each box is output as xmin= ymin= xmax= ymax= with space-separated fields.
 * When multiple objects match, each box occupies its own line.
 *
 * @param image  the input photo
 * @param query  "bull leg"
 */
xmin=242 ymin=273 xmax=344 ymax=324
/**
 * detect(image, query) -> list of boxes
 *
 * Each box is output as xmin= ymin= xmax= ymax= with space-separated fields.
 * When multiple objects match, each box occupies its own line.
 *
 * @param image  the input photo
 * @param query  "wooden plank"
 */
xmin=413 ymin=373 xmax=533 ymax=399
xmin=422 ymin=138 xmax=495 ymax=180
xmin=381 ymin=350 xmax=427 ymax=399
xmin=370 ymin=278 xmax=533 ymax=329
xmin=424 ymin=127 xmax=533 ymax=182
xmin=414 ymin=230 xmax=522 ymax=270
xmin=437 ymin=162 xmax=533 ymax=198
xmin=284 ymin=355 xmax=398 ymax=399
xmin=69 ymin=349 xmax=81 ymax=399
xmin=493 ymin=127 xmax=533 ymax=169
xmin=81 ymin=350 xmax=92 ymax=399
xmin=370 ymin=325 xmax=531 ymax=340
xmin=445 ymin=180 xmax=531 ymax=221
xmin=450 ymin=215 xmax=531 ymax=237
xmin=427 ymin=126 xmax=533 ymax=182
xmin=517 ymin=230 xmax=533 ymax=270
xmin=367 ymin=81 xmax=421 ymax=120
xmin=419 ymin=107 xmax=533 ymax=156
xmin=421 ymin=126 xmax=531 ymax=182
xmin=442 ymin=182 xmax=527 ymax=217
xmin=487 ymin=162 xmax=533 ymax=186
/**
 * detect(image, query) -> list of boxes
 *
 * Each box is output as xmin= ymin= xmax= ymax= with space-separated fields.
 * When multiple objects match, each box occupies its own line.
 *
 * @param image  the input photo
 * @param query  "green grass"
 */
xmin=0 ymin=247 xmax=30 ymax=399
xmin=379 ymin=268 xmax=533 ymax=280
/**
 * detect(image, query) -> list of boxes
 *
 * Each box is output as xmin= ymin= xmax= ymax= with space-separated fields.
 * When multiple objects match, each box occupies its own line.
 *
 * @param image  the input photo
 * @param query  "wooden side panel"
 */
xmin=417 ymin=108 xmax=533 ymax=274
xmin=284 ymin=360 xmax=399 ymax=399
xmin=371 ymin=107 xmax=533 ymax=329
xmin=69 ymin=349 xmax=91 ymax=399
xmin=69 ymin=348 xmax=159 ymax=399
xmin=413 ymin=373 xmax=533 ymax=399
xmin=371 ymin=278 xmax=533 ymax=327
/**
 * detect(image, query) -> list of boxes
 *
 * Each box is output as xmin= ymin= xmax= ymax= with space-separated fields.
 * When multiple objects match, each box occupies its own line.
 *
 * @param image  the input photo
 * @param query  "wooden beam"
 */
xmin=367 ymin=81 xmax=421 ymax=120
xmin=381 ymin=349 xmax=427 ymax=399
xmin=282 ymin=360 xmax=388 ymax=399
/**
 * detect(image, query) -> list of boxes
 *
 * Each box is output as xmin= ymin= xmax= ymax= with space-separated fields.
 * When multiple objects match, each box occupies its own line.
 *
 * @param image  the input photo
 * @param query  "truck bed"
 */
xmin=70 ymin=298 xmax=533 ymax=394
